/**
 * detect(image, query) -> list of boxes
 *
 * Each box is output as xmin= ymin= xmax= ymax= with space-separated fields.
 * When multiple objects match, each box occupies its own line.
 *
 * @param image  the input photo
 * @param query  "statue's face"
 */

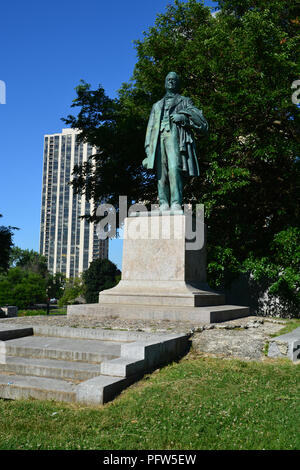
xmin=165 ymin=72 xmax=179 ymax=93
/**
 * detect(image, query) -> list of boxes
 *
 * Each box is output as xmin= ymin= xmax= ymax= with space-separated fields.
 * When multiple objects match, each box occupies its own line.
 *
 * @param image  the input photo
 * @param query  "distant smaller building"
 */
xmin=39 ymin=128 xmax=108 ymax=278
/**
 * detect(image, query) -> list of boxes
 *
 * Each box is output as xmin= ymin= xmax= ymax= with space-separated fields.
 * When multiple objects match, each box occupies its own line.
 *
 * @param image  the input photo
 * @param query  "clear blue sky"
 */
xmin=0 ymin=0 xmax=218 ymax=270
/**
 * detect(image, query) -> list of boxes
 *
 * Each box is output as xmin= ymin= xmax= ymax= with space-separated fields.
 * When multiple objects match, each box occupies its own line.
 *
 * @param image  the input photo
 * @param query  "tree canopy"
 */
xmin=0 ymin=246 xmax=65 ymax=309
xmin=58 ymin=277 xmax=84 ymax=307
xmin=0 ymin=214 xmax=17 ymax=273
xmin=0 ymin=267 xmax=47 ymax=309
xmin=82 ymin=258 xmax=121 ymax=304
xmin=9 ymin=247 xmax=48 ymax=277
xmin=62 ymin=0 xmax=300 ymax=313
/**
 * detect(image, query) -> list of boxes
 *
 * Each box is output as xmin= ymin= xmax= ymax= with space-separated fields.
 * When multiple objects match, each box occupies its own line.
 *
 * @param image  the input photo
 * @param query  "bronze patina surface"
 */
xmin=143 ymin=72 xmax=208 ymax=210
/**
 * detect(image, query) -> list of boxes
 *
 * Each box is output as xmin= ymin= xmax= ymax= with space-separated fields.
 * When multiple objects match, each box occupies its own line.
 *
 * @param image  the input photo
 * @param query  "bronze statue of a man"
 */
xmin=143 ymin=71 xmax=208 ymax=211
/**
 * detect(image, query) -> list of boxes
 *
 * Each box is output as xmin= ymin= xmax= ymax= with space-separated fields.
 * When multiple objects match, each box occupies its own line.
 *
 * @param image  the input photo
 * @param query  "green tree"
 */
xmin=58 ymin=277 xmax=85 ymax=307
xmin=0 ymin=214 xmax=17 ymax=273
xmin=242 ymin=227 xmax=300 ymax=314
xmin=62 ymin=0 xmax=300 ymax=313
xmin=0 ymin=267 xmax=47 ymax=309
xmin=9 ymin=247 xmax=65 ymax=301
xmin=9 ymin=247 xmax=48 ymax=277
xmin=47 ymin=272 xmax=65 ymax=300
xmin=82 ymin=259 xmax=120 ymax=304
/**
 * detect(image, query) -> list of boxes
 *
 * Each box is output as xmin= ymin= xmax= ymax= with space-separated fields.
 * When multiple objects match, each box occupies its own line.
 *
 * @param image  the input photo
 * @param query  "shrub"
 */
xmin=82 ymin=259 xmax=120 ymax=304
xmin=0 ymin=267 xmax=47 ymax=309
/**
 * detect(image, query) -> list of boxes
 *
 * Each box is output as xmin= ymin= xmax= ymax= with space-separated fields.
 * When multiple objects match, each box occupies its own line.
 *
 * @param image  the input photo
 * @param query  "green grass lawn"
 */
xmin=0 ymin=355 xmax=299 ymax=450
xmin=269 ymin=318 xmax=300 ymax=337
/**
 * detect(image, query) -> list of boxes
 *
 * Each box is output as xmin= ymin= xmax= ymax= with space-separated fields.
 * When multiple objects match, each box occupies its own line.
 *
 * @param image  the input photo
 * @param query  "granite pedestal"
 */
xmin=68 ymin=213 xmax=249 ymax=323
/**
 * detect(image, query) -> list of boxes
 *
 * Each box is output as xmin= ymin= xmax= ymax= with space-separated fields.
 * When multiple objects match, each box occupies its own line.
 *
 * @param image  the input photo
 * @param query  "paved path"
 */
xmin=0 ymin=315 xmax=287 ymax=361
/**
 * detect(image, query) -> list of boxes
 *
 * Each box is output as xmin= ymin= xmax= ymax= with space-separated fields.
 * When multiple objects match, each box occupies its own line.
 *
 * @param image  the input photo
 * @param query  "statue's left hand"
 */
xmin=170 ymin=113 xmax=187 ymax=124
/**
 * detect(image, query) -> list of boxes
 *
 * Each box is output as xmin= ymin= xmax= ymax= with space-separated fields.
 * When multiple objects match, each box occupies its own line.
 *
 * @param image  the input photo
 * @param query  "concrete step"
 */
xmin=0 ymin=373 xmax=77 ymax=402
xmin=0 ymin=372 xmax=135 ymax=404
xmin=0 ymin=325 xmax=189 ymax=404
xmin=0 ymin=356 xmax=102 ymax=381
xmin=3 ymin=336 xmax=122 ymax=363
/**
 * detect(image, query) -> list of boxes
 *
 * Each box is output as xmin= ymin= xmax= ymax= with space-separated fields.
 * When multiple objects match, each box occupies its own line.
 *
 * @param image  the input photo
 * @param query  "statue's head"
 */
xmin=165 ymin=72 xmax=180 ymax=93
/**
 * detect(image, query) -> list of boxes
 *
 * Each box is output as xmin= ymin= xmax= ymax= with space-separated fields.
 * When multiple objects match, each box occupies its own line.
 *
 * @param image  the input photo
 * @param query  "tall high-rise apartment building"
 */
xmin=39 ymin=128 xmax=108 ymax=278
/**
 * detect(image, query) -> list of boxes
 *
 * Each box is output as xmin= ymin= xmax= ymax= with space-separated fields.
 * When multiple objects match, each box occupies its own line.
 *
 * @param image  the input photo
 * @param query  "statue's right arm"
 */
xmin=144 ymin=105 xmax=155 ymax=156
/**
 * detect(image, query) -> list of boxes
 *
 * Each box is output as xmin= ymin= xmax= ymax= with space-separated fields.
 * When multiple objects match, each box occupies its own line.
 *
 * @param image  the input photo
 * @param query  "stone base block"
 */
xmin=68 ymin=302 xmax=250 ymax=324
xmin=268 ymin=327 xmax=300 ymax=362
xmin=99 ymin=280 xmax=225 ymax=307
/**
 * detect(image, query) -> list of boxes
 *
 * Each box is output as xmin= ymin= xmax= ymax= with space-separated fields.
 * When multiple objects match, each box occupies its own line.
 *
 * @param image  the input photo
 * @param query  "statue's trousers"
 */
xmin=155 ymin=129 xmax=183 ymax=207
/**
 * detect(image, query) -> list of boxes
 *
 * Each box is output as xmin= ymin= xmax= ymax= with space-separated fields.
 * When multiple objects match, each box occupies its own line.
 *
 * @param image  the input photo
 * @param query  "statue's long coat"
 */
xmin=144 ymin=94 xmax=208 ymax=176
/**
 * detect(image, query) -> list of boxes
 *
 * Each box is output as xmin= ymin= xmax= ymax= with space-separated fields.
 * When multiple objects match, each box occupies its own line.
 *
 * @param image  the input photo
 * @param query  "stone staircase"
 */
xmin=0 ymin=325 xmax=188 ymax=405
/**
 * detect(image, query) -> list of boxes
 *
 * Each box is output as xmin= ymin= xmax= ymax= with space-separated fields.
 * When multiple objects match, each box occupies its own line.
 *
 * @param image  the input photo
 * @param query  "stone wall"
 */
xmin=223 ymin=273 xmax=298 ymax=318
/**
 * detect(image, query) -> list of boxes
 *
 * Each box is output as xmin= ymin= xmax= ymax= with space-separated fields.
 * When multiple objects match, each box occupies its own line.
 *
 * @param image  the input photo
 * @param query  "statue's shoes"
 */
xmin=159 ymin=204 xmax=170 ymax=212
xmin=170 ymin=204 xmax=182 ymax=211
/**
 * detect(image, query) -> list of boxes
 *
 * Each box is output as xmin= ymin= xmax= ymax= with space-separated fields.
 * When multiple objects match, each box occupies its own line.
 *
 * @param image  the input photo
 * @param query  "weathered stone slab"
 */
xmin=268 ymin=327 xmax=300 ymax=362
xmin=68 ymin=303 xmax=249 ymax=324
